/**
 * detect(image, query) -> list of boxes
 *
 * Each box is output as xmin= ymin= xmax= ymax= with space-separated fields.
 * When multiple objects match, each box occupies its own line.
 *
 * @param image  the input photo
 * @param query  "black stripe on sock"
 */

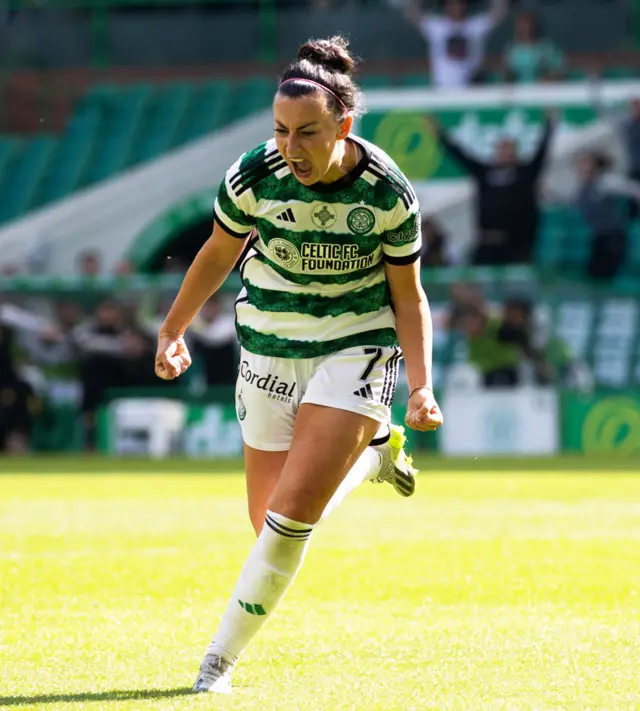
xmin=265 ymin=514 xmax=313 ymax=539
xmin=264 ymin=517 xmax=311 ymax=539
xmin=370 ymin=431 xmax=390 ymax=447
xmin=265 ymin=513 xmax=313 ymax=535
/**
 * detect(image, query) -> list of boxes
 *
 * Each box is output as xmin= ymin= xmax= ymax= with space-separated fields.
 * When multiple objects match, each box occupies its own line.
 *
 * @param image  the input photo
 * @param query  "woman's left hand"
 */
xmin=405 ymin=387 xmax=444 ymax=432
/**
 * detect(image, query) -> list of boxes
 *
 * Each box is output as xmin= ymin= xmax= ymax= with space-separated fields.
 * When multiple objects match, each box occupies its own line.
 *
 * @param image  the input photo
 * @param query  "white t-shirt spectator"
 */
xmin=418 ymin=13 xmax=493 ymax=89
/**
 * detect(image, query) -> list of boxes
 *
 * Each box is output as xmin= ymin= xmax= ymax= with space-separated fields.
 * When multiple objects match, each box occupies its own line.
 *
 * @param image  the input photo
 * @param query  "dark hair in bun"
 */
xmin=278 ymin=35 xmax=363 ymax=119
xmin=297 ymin=36 xmax=355 ymax=75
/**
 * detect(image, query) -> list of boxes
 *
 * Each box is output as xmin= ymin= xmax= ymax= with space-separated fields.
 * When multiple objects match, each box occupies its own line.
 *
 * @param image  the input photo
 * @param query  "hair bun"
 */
xmin=297 ymin=36 xmax=356 ymax=75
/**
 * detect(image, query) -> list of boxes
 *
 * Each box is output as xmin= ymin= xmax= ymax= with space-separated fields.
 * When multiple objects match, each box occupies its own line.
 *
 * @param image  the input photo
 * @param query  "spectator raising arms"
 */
xmin=0 ymin=323 xmax=40 ymax=453
xmin=429 ymin=111 xmax=556 ymax=265
xmin=591 ymin=89 xmax=640 ymax=217
xmin=405 ymin=0 xmax=508 ymax=89
xmin=573 ymin=152 xmax=640 ymax=280
xmin=504 ymin=10 xmax=565 ymax=84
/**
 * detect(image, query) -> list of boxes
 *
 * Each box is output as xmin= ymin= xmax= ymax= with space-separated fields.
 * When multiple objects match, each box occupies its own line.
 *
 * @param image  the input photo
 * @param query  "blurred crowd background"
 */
xmin=0 ymin=0 xmax=639 ymax=455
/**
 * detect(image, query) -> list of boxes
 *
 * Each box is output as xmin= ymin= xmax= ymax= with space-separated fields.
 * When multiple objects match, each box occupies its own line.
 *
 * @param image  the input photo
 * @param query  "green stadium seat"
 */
xmin=537 ymin=207 xmax=592 ymax=272
xmin=483 ymin=70 xmax=505 ymax=85
xmin=173 ymin=80 xmax=233 ymax=145
xmin=30 ymin=105 xmax=101 ymax=208
xmin=228 ymin=77 xmax=273 ymax=124
xmin=603 ymin=66 xmax=637 ymax=81
xmin=552 ymin=299 xmax=595 ymax=361
xmin=537 ymin=207 xmax=567 ymax=267
xmin=591 ymin=299 xmax=638 ymax=387
xmin=0 ymin=138 xmax=18 ymax=177
xmin=567 ymin=69 xmax=589 ymax=82
xmin=359 ymin=74 xmax=392 ymax=91
xmin=129 ymin=82 xmax=192 ymax=166
xmin=0 ymin=136 xmax=56 ymax=224
xmin=82 ymin=83 xmax=153 ymax=186
xmin=399 ymin=73 xmax=430 ymax=88
xmin=626 ymin=220 xmax=640 ymax=272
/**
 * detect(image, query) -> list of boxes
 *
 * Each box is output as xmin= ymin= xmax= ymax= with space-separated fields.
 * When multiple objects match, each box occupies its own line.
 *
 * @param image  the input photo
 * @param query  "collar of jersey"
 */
xmin=305 ymin=135 xmax=371 ymax=193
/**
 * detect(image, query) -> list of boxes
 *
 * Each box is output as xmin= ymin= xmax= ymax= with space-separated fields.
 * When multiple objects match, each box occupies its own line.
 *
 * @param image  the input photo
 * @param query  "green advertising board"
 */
xmin=181 ymin=402 xmax=244 ymax=457
xmin=95 ymin=385 xmax=439 ymax=458
xmin=360 ymin=106 xmax=596 ymax=182
xmin=562 ymin=391 xmax=640 ymax=456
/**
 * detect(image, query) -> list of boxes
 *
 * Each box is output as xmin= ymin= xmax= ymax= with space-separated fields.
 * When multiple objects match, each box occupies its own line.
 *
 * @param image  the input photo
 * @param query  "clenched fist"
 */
xmin=155 ymin=334 xmax=192 ymax=381
xmin=404 ymin=387 xmax=443 ymax=432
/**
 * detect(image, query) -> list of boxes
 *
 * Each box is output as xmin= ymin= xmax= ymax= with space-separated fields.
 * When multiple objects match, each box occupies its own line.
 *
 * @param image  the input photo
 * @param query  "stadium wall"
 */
xmin=0 ymin=2 xmax=628 ymax=67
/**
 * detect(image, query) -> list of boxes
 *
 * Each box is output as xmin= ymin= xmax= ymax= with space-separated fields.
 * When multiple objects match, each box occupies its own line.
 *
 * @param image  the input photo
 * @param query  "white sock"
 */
xmin=319 ymin=447 xmax=383 ymax=522
xmin=205 ymin=510 xmax=313 ymax=663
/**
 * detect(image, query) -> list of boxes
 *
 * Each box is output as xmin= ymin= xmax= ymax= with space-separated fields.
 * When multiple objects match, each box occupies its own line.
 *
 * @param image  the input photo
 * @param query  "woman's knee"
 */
xmin=267 ymin=484 xmax=322 ymax=525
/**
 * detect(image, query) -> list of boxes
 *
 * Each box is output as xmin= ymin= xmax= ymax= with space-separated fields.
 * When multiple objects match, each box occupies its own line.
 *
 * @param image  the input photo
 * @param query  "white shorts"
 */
xmin=236 ymin=345 xmax=402 ymax=451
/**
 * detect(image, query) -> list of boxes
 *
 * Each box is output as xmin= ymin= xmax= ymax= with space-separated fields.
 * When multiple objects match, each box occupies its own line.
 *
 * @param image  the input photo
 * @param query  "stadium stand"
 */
xmin=0 ymin=77 xmax=277 ymax=221
xmin=0 ymin=68 xmax=639 ymax=222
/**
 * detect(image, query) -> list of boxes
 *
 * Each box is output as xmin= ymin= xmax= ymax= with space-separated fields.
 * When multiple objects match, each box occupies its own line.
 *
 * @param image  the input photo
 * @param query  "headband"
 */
xmin=278 ymin=77 xmax=349 ymax=115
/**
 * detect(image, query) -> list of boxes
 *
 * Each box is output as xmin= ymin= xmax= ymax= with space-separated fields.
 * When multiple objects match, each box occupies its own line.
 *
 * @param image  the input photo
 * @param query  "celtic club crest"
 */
xmin=268 ymin=238 xmax=300 ymax=268
xmin=311 ymin=203 xmax=337 ymax=229
xmin=237 ymin=392 xmax=246 ymax=421
xmin=347 ymin=207 xmax=375 ymax=235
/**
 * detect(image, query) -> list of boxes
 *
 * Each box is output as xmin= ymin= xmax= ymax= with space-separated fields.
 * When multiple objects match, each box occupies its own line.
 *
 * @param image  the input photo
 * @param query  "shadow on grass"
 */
xmin=0 ymin=687 xmax=194 ymax=706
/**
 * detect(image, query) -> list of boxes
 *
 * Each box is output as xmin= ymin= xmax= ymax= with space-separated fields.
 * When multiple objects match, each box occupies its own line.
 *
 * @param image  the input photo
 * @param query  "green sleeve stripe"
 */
xmin=243 ymin=279 xmax=389 ymax=318
xmin=214 ymin=207 xmax=253 ymax=239
xmin=236 ymin=325 xmax=398 ymax=358
xmin=217 ymin=180 xmax=255 ymax=227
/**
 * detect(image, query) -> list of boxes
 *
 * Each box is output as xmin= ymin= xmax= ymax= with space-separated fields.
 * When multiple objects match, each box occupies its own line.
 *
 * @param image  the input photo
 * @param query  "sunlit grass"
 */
xmin=1 ymin=463 xmax=639 ymax=710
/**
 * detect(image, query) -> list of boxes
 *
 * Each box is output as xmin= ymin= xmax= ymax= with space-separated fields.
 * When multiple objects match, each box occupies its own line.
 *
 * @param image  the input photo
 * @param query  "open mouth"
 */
xmin=289 ymin=158 xmax=313 ymax=181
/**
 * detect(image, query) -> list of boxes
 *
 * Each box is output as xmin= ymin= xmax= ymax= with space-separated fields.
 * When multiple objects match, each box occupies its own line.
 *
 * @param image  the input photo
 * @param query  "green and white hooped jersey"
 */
xmin=214 ymin=136 xmax=422 ymax=359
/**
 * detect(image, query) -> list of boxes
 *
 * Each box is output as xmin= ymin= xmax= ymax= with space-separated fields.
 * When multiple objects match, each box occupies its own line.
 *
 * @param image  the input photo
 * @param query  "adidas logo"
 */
xmin=276 ymin=208 xmax=296 ymax=223
xmin=353 ymin=383 xmax=374 ymax=399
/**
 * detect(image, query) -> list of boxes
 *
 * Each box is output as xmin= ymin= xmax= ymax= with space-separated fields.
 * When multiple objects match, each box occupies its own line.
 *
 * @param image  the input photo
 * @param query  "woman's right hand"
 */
xmin=155 ymin=334 xmax=192 ymax=381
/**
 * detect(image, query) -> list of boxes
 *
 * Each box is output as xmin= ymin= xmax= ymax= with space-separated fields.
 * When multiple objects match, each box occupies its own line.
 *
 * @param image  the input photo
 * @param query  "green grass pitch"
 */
xmin=1 ymin=457 xmax=639 ymax=711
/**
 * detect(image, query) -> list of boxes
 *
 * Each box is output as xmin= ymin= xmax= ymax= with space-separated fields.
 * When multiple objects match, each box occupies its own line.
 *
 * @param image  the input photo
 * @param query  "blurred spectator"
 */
xmin=0 ymin=323 xmax=40 ymax=453
xmin=75 ymin=299 xmax=128 ymax=447
xmin=405 ymin=0 xmax=508 ymax=89
xmin=621 ymin=99 xmax=640 ymax=217
xmin=18 ymin=301 xmax=83 ymax=406
xmin=420 ymin=217 xmax=452 ymax=266
xmin=503 ymin=10 xmax=564 ymax=84
xmin=76 ymin=250 xmax=102 ymax=277
xmin=114 ymin=259 xmax=135 ymax=276
xmin=459 ymin=297 xmax=551 ymax=387
xmin=430 ymin=112 xmax=555 ymax=264
xmin=500 ymin=297 xmax=553 ymax=385
xmin=120 ymin=329 xmax=158 ymax=388
xmin=0 ymin=263 xmax=19 ymax=276
xmin=460 ymin=305 xmax=521 ymax=387
xmin=189 ymin=295 xmax=238 ymax=387
xmin=573 ymin=152 xmax=640 ymax=280
xmin=593 ymin=94 xmax=640 ymax=217
xmin=445 ymin=281 xmax=486 ymax=331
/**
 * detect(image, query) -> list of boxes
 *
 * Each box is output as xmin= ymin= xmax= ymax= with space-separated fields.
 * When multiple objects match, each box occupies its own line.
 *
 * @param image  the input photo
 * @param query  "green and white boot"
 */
xmin=372 ymin=424 xmax=418 ymax=497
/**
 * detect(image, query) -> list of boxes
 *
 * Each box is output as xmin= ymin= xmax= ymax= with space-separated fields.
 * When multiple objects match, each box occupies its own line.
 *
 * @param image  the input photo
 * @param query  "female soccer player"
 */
xmin=155 ymin=36 xmax=443 ymax=694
